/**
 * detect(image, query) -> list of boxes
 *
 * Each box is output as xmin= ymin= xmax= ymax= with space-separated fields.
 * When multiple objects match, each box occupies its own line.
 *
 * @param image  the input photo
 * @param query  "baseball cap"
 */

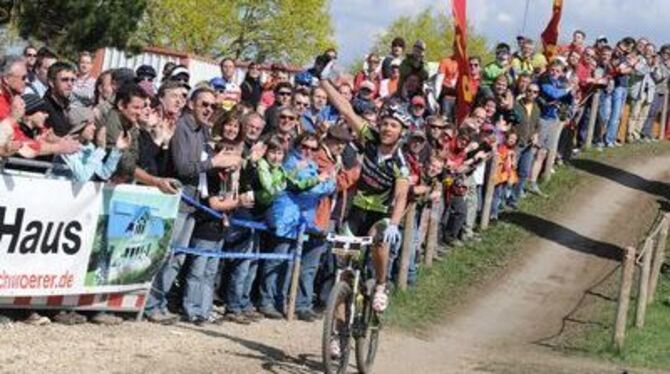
xmin=136 ymin=64 xmax=157 ymax=79
xmin=169 ymin=65 xmax=190 ymax=80
xmin=209 ymin=77 xmax=226 ymax=90
xmin=409 ymin=130 xmax=427 ymax=140
xmin=66 ymin=107 xmax=95 ymax=135
xmin=22 ymin=94 xmax=49 ymax=115
xmin=596 ymin=35 xmax=609 ymax=44
xmin=414 ymin=40 xmax=426 ymax=51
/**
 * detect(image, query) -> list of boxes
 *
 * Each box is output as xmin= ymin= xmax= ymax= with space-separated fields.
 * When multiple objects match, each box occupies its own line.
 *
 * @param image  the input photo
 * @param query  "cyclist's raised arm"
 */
xmin=320 ymin=79 xmax=367 ymax=138
xmin=390 ymin=178 xmax=410 ymax=226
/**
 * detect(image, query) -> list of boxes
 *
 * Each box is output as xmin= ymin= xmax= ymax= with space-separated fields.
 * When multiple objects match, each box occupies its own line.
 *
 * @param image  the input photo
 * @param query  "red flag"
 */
xmin=453 ymin=0 xmax=473 ymax=125
xmin=541 ymin=0 xmax=563 ymax=61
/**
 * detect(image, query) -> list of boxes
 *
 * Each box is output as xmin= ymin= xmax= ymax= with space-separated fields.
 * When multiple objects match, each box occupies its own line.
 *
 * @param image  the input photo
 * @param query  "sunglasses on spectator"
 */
xmin=280 ymin=114 xmax=296 ymax=120
xmin=200 ymin=101 xmax=216 ymax=109
xmin=25 ymin=53 xmax=36 ymax=58
xmin=277 ymin=91 xmax=292 ymax=96
xmin=300 ymin=144 xmax=318 ymax=152
xmin=139 ymin=76 xmax=155 ymax=82
xmin=59 ymin=77 xmax=76 ymax=83
xmin=294 ymin=102 xmax=309 ymax=107
xmin=430 ymin=124 xmax=446 ymax=129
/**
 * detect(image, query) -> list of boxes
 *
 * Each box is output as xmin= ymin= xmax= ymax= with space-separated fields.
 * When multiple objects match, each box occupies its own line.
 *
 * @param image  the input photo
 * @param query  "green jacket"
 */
xmin=254 ymin=158 xmax=287 ymax=209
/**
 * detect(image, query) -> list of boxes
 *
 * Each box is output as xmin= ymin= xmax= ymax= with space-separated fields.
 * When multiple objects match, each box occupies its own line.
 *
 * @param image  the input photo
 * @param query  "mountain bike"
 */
xmin=322 ymin=233 xmax=381 ymax=374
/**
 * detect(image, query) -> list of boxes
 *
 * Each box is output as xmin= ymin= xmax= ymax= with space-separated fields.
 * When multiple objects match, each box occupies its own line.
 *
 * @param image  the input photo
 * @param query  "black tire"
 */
xmin=322 ymin=280 xmax=353 ymax=374
xmin=355 ymin=283 xmax=381 ymax=373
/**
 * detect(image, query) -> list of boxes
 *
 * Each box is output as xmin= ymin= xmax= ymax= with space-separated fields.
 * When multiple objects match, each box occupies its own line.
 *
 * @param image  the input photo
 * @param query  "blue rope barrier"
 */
xmin=173 ymin=246 xmax=295 ymax=261
xmin=180 ymin=193 xmax=270 ymax=231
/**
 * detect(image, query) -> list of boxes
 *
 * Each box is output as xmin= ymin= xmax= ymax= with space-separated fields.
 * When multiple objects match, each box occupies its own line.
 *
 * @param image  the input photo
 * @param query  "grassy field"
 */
xmin=386 ymin=142 xmax=670 ymax=332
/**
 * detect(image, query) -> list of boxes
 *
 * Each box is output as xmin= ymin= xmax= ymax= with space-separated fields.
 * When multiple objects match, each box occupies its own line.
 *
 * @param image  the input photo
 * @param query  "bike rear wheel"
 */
xmin=355 ymin=281 xmax=381 ymax=373
xmin=322 ymin=280 xmax=353 ymax=374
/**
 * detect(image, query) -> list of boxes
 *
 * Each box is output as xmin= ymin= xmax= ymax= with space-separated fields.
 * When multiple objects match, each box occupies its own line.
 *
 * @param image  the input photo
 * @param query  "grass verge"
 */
xmin=564 ymin=272 xmax=670 ymax=371
xmin=386 ymin=141 xmax=670 ymax=332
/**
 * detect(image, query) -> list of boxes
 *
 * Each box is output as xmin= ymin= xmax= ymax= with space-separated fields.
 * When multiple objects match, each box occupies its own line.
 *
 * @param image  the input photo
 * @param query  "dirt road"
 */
xmin=1 ymin=150 xmax=670 ymax=374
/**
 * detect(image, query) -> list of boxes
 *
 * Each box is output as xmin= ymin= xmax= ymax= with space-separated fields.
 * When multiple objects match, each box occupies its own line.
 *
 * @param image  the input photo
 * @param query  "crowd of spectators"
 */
xmin=1 ymin=29 xmax=669 ymax=328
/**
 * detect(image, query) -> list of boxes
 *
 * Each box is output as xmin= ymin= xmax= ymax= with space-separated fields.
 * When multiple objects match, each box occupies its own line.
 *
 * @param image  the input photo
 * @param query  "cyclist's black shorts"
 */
xmin=346 ymin=206 xmax=389 ymax=239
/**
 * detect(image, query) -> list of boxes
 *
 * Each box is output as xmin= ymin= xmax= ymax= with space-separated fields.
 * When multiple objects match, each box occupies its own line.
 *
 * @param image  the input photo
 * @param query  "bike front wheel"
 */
xmin=355 ymin=281 xmax=381 ymax=373
xmin=322 ymin=280 xmax=354 ymax=374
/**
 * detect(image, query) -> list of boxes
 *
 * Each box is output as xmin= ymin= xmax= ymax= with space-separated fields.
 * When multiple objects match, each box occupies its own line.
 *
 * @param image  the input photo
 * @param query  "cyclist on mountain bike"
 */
xmin=320 ymin=78 xmax=410 ymax=313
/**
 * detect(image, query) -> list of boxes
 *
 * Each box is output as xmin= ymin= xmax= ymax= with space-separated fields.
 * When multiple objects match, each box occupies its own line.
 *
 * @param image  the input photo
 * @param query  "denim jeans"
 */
xmin=223 ymin=226 xmax=260 ymax=314
xmin=296 ymin=237 xmax=328 ymax=312
xmin=510 ymin=145 xmax=534 ymax=205
xmin=145 ymin=211 xmax=195 ymax=315
xmin=258 ymin=236 xmax=294 ymax=311
xmin=183 ymin=238 xmax=223 ymax=319
xmin=491 ymin=184 xmax=506 ymax=220
xmin=596 ymin=90 xmax=613 ymax=144
xmin=606 ymin=86 xmax=627 ymax=145
xmin=642 ymin=93 xmax=665 ymax=138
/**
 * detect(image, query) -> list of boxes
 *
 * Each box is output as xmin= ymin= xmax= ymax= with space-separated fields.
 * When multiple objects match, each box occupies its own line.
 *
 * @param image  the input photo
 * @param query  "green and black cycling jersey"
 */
xmin=352 ymin=124 xmax=410 ymax=214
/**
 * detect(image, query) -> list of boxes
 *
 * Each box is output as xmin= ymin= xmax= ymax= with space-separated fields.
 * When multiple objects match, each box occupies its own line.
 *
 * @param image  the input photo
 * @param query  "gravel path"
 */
xmin=1 ymin=150 xmax=670 ymax=374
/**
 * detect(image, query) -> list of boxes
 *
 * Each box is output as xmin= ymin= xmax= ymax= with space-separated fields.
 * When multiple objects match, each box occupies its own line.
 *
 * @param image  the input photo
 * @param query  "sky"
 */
xmin=330 ymin=0 xmax=670 ymax=66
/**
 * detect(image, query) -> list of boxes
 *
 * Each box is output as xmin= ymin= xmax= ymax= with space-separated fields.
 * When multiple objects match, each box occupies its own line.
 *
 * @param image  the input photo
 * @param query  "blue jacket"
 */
xmin=266 ymin=148 xmax=336 ymax=239
xmin=294 ymin=68 xmax=319 ymax=88
xmin=538 ymin=76 xmax=572 ymax=120
xmin=300 ymin=105 xmax=340 ymax=133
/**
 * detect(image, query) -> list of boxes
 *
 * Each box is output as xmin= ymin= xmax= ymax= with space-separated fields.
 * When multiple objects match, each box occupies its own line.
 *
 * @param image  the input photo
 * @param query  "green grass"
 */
xmin=566 ymin=275 xmax=670 ymax=370
xmin=386 ymin=141 xmax=670 ymax=332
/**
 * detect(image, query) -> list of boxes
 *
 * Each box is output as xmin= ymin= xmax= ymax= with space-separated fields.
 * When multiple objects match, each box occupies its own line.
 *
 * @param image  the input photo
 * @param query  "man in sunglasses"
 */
xmin=145 ymin=87 xmax=242 ymax=324
xmin=0 ymin=55 xmax=29 ymax=121
xmin=23 ymin=45 xmax=37 ymax=83
xmin=263 ymin=81 xmax=293 ymax=134
xmin=43 ymin=61 xmax=76 ymax=136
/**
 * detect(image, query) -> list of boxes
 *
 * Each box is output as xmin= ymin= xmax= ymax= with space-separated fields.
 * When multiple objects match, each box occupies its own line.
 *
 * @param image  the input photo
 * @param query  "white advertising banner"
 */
xmin=0 ymin=174 xmax=179 ymax=297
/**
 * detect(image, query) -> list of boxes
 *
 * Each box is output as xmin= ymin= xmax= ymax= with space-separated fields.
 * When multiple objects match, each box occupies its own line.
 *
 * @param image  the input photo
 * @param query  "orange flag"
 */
xmin=453 ymin=0 xmax=473 ymax=125
xmin=541 ymin=0 xmax=563 ymax=61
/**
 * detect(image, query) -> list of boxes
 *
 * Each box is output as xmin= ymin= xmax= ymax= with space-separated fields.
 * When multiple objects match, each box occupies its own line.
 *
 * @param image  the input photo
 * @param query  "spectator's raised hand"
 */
xmin=115 ymin=131 xmax=131 ymax=151
xmin=57 ymin=137 xmax=82 ymax=155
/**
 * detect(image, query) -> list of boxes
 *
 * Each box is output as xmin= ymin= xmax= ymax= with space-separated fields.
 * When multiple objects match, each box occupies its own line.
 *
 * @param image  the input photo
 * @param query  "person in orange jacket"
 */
xmin=491 ymin=130 xmax=518 ymax=221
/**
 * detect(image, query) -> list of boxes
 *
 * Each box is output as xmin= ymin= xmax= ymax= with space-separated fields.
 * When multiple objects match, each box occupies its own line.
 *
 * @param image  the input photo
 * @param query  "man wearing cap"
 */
xmin=399 ymin=40 xmax=429 ymax=88
xmin=136 ymin=64 xmax=158 ymax=97
xmin=72 ymin=52 xmax=96 ymax=108
xmin=168 ymin=65 xmax=191 ymax=89
xmin=43 ymin=62 xmax=76 ymax=136
xmin=381 ymin=37 xmax=405 ymax=80
xmin=483 ymin=43 xmax=513 ymax=86
xmin=55 ymin=106 xmax=128 ymax=182
xmin=408 ymin=95 xmax=427 ymax=130
xmin=10 ymin=94 xmax=80 ymax=159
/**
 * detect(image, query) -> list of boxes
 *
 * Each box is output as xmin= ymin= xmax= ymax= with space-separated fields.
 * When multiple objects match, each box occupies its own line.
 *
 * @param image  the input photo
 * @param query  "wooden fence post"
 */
xmin=424 ymin=192 xmax=441 ymax=268
xmin=648 ymin=216 xmax=669 ymax=304
xmin=480 ymin=148 xmax=498 ymax=230
xmin=584 ymin=90 xmax=601 ymax=150
xmin=660 ymin=94 xmax=669 ymax=141
xmin=613 ymin=246 xmax=636 ymax=351
xmin=635 ymin=239 xmax=654 ymax=328
xmin=397 ymin=202 xmax=417 ymax=290
xmin=286 ymin=224 xmax=306 ymax=321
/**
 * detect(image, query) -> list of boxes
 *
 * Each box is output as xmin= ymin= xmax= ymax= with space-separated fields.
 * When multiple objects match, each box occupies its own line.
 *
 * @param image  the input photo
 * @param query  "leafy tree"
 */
xmin=7 ymin=0 xmax=148 ymax=57
xmin=370 ymin=8 xmax=493 ymax=64
xmin=135 ymin=0 xmax=335 ymax=66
